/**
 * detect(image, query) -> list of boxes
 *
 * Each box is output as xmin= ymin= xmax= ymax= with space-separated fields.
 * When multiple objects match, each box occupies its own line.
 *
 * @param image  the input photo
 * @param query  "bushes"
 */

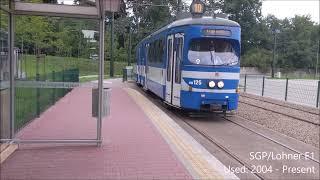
xmin=241 ymin=48 xmax=272 ymax=73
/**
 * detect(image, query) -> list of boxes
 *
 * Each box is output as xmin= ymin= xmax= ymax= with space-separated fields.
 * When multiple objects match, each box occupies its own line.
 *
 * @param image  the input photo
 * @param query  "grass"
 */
xmin=79 ymin=75 xmax=122 ymax=82
xmin=21 ymin=55 xmax=129 ymax=80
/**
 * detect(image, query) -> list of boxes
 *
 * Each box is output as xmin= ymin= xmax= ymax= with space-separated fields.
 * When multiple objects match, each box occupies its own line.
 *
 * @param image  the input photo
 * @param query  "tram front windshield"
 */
xmin=188 ymin=38 xmax=239 ymax=66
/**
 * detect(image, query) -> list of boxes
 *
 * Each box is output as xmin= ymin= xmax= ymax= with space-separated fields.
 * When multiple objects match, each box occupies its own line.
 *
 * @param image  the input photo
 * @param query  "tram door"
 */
xmin=166 ymin=33 xmax=184 ymax=106
xmin=143 ymin=44 xmax=148 ymax=89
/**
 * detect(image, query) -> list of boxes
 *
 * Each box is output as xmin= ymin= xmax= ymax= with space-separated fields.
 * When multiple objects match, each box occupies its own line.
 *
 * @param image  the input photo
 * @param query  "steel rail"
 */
xmin=135 ymin=85 xmax=320 ymax=177
xmin=240 ymin=94 xmax=319 ymax=116
xmin=137 ymin=88 xmax=264 ymax=180
xmin=222 ymin=115 xmax=320 ymax=164
xmin=239 ymin=100 xmax=320 ymax=126
xmin=177 ymin=112 xmax=266 ymax=180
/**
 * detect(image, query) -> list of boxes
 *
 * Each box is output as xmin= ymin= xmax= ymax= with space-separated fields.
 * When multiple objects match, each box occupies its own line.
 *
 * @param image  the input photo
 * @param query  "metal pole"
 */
xmin=43 ymin=55 xmax=46 ymax=80
xmin=244 ymin=74 xmax=247 ymax=92
xmin=24 ymin=47 xmax=27 ymax=78
xmin=177 ymin=0 xmax=182 ymax=14
xmin=262 ymin=76 xmax=265 ymax=96
xmin=36 ymin=55 xmax=40 ymax=78
xmin=20 ymin=38 xmax=23 ymax=78
xmin=36 ymin=73 xmax=40 ymax=117
xmin=62 ymin=69 xmax=65 ymax=93
xmin=316 ymin=80 xmax=320 ymax=108
xmin=97 ymin=14 xmax=105 ymax=146
xmin=78 ymin=31 xmax=81 ymax=59
xmin=316 ymin=40 xmax=319 ymax=79
xmin=285 ymin=78 xmax=289 ymax=101
xmin=110 ymin=12 xmax=114 ymax=77
xmin=52 ymin=71 xmax=56 ymax=104
xmin=272 ymin=33 xmax=276 ymax=78
xmin=9 ymin=3 xmax=15 ymax=139
xmin=127 ymin=22 xmax=132 ymax=66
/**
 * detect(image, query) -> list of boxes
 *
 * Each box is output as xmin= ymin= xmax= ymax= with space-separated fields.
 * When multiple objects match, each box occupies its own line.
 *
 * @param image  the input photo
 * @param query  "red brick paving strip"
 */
xmin=0 ymin=87 xmax=192 ymax=179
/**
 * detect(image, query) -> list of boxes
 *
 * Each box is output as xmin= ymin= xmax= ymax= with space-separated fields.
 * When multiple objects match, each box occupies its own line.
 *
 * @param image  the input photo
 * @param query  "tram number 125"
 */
xmin=194 ymin=80 xmax=202 ymax=85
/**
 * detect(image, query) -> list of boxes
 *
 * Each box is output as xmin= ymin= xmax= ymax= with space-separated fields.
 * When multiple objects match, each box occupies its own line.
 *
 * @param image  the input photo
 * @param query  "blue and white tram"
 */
xmin=135 ymin=16 xmax=241 ymax=112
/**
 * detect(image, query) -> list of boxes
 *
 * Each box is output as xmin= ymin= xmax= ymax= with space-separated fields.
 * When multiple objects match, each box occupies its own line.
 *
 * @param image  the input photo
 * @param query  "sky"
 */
xmin=185 ymin=0 xmax=319 ymax=23
xmin=59 ymin=0 xmax=319 ymax=23
xmin=262 ymin=0 xmax=319 ymax=23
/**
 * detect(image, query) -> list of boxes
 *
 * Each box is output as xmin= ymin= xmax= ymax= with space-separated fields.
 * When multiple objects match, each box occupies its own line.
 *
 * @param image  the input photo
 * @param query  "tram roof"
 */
xmin=168 ymin=16 xmax=240 ymax=28
xmin=142 ymin=16 xmax=240 ymax=42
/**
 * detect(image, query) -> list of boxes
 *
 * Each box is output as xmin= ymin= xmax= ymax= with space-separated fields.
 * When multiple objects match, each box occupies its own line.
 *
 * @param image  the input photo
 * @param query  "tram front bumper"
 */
xmin=180 ymin=91 xmax=239 ymax=111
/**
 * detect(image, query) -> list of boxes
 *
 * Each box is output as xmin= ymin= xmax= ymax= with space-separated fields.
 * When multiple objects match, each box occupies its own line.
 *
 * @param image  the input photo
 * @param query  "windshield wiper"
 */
xmin=209 ymin=51 xmax=215 ymax=65
xmin=220 ymin=61 xmax=238 ymax=66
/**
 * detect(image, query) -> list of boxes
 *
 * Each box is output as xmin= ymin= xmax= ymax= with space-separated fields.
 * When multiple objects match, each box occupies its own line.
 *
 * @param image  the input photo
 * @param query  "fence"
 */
xmin=240 ymin=74 xmax=320 ymax=108
xmin=15 ymin=68 xmax=79 ymax=131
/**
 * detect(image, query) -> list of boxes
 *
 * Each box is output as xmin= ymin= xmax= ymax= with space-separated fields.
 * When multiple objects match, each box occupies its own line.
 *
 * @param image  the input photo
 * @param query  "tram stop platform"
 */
xmin=0 ymin=79 xmax=238 ymax=180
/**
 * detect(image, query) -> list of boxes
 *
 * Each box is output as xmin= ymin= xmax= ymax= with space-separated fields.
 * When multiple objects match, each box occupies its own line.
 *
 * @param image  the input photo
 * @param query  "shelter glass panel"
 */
xmin=0 ymin=10 xmax=11 ymax=139
xmin=13 ymin=16 xmax=107 ymax=140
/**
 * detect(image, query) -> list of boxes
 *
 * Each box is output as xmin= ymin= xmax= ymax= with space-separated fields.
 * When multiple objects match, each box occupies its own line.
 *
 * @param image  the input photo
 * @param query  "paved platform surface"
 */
xmin=1 ymin=79 xmax=237 ymax=179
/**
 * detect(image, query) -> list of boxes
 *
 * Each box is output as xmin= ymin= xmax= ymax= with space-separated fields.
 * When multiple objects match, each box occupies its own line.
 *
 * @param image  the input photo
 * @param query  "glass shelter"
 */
xmin=0 ymin=0 xmax=120 ymax=145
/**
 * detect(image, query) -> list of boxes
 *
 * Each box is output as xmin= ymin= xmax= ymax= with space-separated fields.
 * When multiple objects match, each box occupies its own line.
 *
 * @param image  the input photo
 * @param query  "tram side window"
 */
xmin=175 ymin=37 xmax=183 ymax=84
xmin=159 ymin=38 xmax=164 ymax=64
xmin=148 ymin=41 xmax=154 ymax=63
xmin=151 ymin=43 xmax=155 ymax=63
xmin=147 ymin=44 xmax=151 ymax=63
xmin=156 ymin=40 xmax=160 ymax=63
xmin=167 ymin=39 xmax=172 ymax=81
xmin=147 ymin=39 xmax=165 ymax=64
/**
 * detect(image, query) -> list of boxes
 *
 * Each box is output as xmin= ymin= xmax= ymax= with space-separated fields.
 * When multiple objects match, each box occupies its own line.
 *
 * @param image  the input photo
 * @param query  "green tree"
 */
xmin=242 ymin=48 xmax=272 ymax=72
xmin=222 ymin=0 xmax=263 ymax=55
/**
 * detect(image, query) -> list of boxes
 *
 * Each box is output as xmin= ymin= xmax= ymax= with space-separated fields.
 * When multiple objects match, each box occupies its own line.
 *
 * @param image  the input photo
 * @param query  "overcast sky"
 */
xmin=185 ymin=0 xmax=319 ymax=23
xmin=262 ymin=0 xmax=319 ymax=23
xmin=59 ymin=0 xmax=319 ymax=23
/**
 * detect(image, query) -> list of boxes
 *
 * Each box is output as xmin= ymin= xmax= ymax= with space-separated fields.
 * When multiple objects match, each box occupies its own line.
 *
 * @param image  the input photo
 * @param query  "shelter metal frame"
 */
xmin=0 ymin=0 xmax=119 ymax=146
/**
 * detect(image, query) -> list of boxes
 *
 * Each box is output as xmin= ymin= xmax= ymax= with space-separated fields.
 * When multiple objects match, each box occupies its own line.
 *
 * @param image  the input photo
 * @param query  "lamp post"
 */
xmin=110 ymin=12 xmax=114 ymax=77
xmin=127 ymin=18 xmax=132 ymax=66
xmin=177 ymin=0 xmax=182 ymax=14
xmin=316 ymin=39 xmax=319 ymax=79
xmin=272 ymin=29 xmax=280 ymax=78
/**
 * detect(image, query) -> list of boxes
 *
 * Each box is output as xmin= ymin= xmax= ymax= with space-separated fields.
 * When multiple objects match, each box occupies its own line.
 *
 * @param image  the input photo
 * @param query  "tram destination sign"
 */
xmin=202 ymin=29 xmax=232 ymax=37
xmin=190 ymin=0 xmax=205 ymax=17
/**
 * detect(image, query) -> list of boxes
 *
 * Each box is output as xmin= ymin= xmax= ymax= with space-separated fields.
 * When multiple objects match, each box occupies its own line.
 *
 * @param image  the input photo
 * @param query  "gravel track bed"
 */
xmin=240 ymin=92 xmax=320 ymax=115
xmin=237 ymin=95 xmax=320 ymax=148
xmin=239 ymin=96 xmax=319 ymax=124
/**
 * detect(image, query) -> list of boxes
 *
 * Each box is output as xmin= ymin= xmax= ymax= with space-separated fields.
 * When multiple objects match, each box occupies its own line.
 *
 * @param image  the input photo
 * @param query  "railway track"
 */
xmin=240 ymin=94 xmax=319 ymax=116
xmin=136 ymin=86 xmax=319 ymax=179
xmin=178 ymin=112 xmax=319 ymax=180
xmin=177 ymin=112 xmax=266 ymax=180
xmin=137 ymin=89 xmax=264 ymax=179
xmin=222 ymin=114 xmax=320 ymax=164
xmin=239 ymin=96 xmax=320 ymax=126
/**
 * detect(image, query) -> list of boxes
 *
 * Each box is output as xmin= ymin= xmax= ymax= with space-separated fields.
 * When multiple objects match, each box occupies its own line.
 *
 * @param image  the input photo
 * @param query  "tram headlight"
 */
xmin=208 ymin=81 xmax=215 ymax=88
xmin=217 ymin=81 xmax=224 ymax=88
